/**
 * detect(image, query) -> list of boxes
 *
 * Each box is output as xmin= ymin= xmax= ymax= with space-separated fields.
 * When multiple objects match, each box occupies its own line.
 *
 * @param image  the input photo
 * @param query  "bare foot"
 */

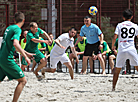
xmin=101 ymin=71 xmax=106 ymax=75
xmin=112 ymin=88 xmax=115 ymax=91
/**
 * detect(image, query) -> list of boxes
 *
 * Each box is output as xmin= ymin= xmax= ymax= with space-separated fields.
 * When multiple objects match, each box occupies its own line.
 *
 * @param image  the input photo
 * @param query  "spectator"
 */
xmin=45 ymin=33 xmax=55 ymax=59
xmin=20 ymin=30 xmax=29 ymax=71
xmin=101 ymin=40 xmax=111 ymax=67
xmin=69 ymin=36 xmax=87 ymax=69
xmin=108 ymin=38 xmax=118 ymax=74
xmin=21 ymin=30 xmax=28 ymax=49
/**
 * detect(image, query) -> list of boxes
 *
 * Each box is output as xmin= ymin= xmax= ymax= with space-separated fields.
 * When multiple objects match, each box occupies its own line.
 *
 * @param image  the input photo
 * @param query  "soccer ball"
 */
xmin=88 ymin=6 xmax=98 ymax=15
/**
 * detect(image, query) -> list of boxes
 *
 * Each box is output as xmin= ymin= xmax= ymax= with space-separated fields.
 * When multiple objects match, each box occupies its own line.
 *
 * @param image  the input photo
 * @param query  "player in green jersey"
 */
xmin=21 ymin=22 xmax=52 ymax=80
xmin=0 ymin=12 xmax=34 ymax=102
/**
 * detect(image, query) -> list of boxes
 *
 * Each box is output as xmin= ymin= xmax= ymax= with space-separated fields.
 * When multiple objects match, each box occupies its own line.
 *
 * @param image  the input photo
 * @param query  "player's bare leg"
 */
xmin=33 ymin=57 xmax=47 ymax=80
xmin=112 ymin=68 xmax=121 ymax=91
xmin=81 ymin=56 xmax=89 ymax=74
xmin=31 ymin=60 xmax=37 ymax=72
xmin=41 ymin=67 xmax=56 ymax=78
xmin=69 ymin=53 xmax=75 ymax=69
xmin=64 ymin=62 xmax=74 ymax=79
xmin=12 ymin=77 xmax=27 ymax=102
xmin=97 ymin=54 xmax=106 ymax=75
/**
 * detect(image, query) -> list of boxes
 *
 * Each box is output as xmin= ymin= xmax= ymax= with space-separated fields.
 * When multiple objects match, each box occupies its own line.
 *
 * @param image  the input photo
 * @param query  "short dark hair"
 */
xmin=84 ymin=16 xmax=92 ymax=20
xmin=14 ymin=12 xmax=25 ymax=23
xmin=69 ymin=27 xmax=77 ymax=32
xmin=123 ymin=9 xmax=133 ymax=20
xmin=48 ymin=33 xmax=53 ymax=36
xmin=29 ymin=22 xmax=37 ymax=28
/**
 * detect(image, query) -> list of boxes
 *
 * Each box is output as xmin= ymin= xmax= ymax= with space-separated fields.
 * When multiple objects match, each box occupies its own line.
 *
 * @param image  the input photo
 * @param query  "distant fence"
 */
xmin=0 ymin=0 xmax=138 ymax=43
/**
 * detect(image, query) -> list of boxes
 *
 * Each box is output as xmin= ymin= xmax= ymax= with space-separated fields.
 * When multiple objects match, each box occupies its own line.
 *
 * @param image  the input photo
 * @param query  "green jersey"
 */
xmin=0 ymin=24 xmax=24 ymax=81
xmin=25 ymin=28 xmax=44 ymax=53
xmin=0 ymin=24 xmax=21 ymax=59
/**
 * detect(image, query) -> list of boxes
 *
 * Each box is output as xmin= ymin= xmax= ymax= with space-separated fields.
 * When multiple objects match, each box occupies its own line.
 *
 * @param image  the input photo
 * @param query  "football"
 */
xmin=88 ymin=6 xmax=98 ymax=15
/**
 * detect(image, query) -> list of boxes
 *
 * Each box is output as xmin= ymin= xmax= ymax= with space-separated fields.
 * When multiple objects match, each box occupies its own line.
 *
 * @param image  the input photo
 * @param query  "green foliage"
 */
xmin=101 ymin=16 xmax=115 ymax=43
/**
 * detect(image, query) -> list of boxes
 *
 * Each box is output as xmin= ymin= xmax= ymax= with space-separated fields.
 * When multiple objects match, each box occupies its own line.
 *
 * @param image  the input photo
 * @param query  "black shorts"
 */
xmin=84 ymin=41 xmax=101 ymax=56
xmin=107 ymin=51 xmax=116 ymax=58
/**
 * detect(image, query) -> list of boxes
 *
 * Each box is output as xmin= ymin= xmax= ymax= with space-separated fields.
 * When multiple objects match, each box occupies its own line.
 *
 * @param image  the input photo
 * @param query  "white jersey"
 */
xmin=115 ymin=21 xmax=138 ymax=52
xmin=51 ymin=33 xmax=74 ymax=55
xmin=115 ymin=21 xmax=138 ymax=67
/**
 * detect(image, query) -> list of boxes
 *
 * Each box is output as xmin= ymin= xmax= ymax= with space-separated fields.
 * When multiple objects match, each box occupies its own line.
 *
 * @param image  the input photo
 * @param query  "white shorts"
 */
xmin=116 ymin=49 xmax=138 ymax=68
xmin=50 ymin=52 xmax=70 ymax=69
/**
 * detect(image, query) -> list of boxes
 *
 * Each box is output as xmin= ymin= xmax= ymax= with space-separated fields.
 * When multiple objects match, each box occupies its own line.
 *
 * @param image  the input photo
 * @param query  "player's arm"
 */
xmin=31 ymin=38 xmax=49 ymax=45
xmin=39 ymin=47 xmax=46 ymax=52
xmin=71 ymin=47 xmax=79 ymax=64
xmin=74 ymin=36 xmax=83 ymax=46
xmin=41 ymin=29 xmax=52 ymax=43
xmin=13 ymin=39 xmax=34 ymax=65
xmin=54 ymin=39 xmax=66 ymax=49
xmin=112 ymin=34 xmax=118 ymax=51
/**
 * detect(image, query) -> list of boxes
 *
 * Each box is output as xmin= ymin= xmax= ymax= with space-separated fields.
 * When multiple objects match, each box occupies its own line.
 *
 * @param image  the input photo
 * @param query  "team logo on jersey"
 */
xmin=19 ymin=71 xmax=24 ymax=77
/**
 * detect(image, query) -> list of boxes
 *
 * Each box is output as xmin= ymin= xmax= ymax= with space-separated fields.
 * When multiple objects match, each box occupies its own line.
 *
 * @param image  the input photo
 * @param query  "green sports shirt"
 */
xmin=25 ymin=28 xmax=44 ymax=53
xmin=0 ymin=24 xmax=21 ymax=59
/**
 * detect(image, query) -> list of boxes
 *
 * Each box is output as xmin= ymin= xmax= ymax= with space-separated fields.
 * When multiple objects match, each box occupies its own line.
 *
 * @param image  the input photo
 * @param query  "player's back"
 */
xmin=115 ymin=21 xmax=138 ymax=51
xmin=0 ymin=25 xmax=21 ymax=59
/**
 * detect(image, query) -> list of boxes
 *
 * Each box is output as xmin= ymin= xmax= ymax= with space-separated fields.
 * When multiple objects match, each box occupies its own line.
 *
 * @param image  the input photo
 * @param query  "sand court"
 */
xmin=0 ymin=72 xmax=138 ymax=102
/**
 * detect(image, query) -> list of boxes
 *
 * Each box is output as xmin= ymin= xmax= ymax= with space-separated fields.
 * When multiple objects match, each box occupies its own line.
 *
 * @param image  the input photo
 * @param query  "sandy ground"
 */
xmin=0 ymin=72 xmax=138 ymax=102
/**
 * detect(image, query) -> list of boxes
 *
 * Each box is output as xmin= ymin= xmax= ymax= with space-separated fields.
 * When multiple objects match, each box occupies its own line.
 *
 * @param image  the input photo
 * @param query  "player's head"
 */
xmin=84 ymin=16 xmax=91 ymax=27
xmin=48 ymin=33 xmax=54 ymax=40
xmin=14 ymin=12 xmax=25 ymax=25
xmin=69 ymin=27 xmax=77 ymax=38
xmin=23 ymin=30 xmax=28 ymax=38
xmin=29 ymin=22 xmax=38 ymax=34
xmin=123 ymin=9 xmax=133 ymax=20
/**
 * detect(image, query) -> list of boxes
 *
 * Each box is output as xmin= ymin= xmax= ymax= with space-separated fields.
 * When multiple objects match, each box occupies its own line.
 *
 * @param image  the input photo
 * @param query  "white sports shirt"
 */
xmin=51 ymin=33 xmax=74 ymax=54
xmin=115 ymin=21 xmax=138 ymax=51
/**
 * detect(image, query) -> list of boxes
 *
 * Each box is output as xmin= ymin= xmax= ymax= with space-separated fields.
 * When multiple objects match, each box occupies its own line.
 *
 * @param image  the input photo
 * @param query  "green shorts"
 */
xmin=21 ymin=50 xmax=45 ymax=65
xmin=0 ymin=58 xmax=24 ymax=81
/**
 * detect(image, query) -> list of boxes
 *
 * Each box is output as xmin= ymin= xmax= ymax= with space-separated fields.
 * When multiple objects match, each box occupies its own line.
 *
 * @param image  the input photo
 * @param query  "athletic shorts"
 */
xmin=50 ymin=52 xmax=70 ymax=69
xmin=107 ymin=51 xmax=116 ymax=58
xmin=0 ymin=58 xmax=24 ymax=81
xmin=116 ymin=49 xmax=138 ymax=68
xmin=84 ymin=41 xmax=101 ymax=56
xmin=21 ymin=50 xmax=45 ymax=65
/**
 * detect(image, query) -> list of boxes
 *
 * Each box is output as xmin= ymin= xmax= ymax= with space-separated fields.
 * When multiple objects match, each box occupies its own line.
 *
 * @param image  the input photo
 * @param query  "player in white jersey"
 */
xmin=112 ymin=9 xmax=138 ymax=91
xmin=41 ymin=27 xmax=79 ymax=79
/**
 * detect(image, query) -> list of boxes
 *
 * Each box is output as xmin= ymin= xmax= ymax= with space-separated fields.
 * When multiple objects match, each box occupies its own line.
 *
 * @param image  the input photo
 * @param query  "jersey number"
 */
xmin=121 ymin=27 xmax=135 ymax=38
